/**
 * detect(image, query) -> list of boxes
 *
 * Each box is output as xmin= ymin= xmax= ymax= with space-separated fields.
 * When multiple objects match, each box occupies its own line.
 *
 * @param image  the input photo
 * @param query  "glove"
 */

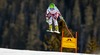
xmin=46 ymin=17 xmax=49 ymax=23
xmin=46 ymin=19 xmax=49 ymax=23
xmin=59 ymin=16 xmax=63 ymax=19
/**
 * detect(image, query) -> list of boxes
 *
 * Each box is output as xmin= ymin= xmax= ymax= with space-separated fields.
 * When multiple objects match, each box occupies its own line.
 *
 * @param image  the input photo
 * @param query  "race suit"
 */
xmin=46 ymin=6 xmax=61 ymax=27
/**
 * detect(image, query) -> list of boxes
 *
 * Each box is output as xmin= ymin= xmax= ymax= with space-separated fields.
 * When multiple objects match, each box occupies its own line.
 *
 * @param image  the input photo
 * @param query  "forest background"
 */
xmin=0 ymin=0 xmax=100 ymax=54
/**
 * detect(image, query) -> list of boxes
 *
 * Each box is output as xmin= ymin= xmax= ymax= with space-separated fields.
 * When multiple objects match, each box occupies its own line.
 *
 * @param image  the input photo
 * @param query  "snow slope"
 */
xmin=0 ymin=48 xmax=94 ymax=55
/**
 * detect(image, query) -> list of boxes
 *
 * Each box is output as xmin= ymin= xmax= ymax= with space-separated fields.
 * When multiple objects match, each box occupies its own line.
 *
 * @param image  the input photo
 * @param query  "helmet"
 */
xmin=49 ymin=3 xmax=55 ymax=8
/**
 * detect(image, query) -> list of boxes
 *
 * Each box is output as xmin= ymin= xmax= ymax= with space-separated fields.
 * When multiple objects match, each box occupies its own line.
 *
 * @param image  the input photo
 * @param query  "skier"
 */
xmin=46 ymin=3 xmax=62 ymax=34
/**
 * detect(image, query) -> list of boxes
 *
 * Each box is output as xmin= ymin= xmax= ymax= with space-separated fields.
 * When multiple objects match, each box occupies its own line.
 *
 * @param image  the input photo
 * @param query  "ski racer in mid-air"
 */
xmin=46 ymin=3 xmax=63 ymax=34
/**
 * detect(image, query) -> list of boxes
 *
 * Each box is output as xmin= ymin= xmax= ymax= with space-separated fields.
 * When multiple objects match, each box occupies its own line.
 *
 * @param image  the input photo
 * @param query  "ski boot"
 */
xmin=47 ymin=25 xmax=53 ymax=32
xmin=54 ymin=25 xmax=60 ymax=34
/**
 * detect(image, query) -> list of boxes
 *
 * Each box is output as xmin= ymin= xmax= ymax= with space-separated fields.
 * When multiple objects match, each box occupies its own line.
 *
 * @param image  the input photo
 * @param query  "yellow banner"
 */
xmin=62 ymin=37 xmax=77 ymax=48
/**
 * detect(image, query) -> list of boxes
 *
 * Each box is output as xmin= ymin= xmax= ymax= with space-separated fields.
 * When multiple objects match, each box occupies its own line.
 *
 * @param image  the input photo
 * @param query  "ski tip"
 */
xmin=46 ymin=30 xmax=54 ymax=33
xmin=46 ymin=30 xmax=60 ymax=34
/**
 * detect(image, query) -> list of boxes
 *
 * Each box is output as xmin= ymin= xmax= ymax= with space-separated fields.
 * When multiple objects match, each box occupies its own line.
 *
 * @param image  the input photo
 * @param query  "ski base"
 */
xmin=46 ymin=30 xmax=60 ymax=34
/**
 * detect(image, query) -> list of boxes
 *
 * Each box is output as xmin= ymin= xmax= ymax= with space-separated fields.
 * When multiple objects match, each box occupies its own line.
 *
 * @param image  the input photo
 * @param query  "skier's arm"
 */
xmin=55 ymin=7 xmax=61 ymax=16
xmin=53 ymin=7 xmax=61 ymax=19
xmin=46 ymin=9 xmax=49 ymax=19
xmin=46 ymin=9 xmax=50 ymax=22
xmin=55 ymin=6 xmax=64 ymax=20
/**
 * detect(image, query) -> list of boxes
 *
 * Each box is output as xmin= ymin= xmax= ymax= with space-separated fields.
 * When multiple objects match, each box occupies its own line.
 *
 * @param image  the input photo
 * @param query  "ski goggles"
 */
xmin=50 ymin=8 xmax=54 ymax=11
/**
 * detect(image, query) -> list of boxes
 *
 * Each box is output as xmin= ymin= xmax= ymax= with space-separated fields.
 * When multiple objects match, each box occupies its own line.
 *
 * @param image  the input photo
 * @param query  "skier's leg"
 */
xmin=53 ymin=18 xmax=60 ymax=33
xmin=47 ymin=17 xmax=53 ymax=32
